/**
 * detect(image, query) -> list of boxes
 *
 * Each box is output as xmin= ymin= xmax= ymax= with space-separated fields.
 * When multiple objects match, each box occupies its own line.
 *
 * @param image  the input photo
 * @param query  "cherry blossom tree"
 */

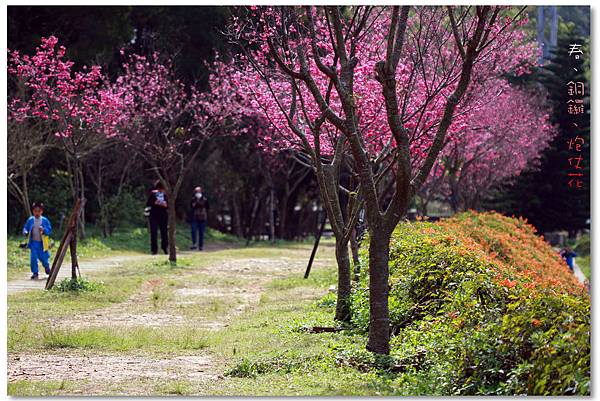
xmin=418 ymin=85 xmax=555 ymax=213
xmin=225 ymin=6 xmax=540 ymax=353
xmin=8 ymin=36 xmax=124 ymax=278
xmin=112 ymin=51 xmax=244 ymax=262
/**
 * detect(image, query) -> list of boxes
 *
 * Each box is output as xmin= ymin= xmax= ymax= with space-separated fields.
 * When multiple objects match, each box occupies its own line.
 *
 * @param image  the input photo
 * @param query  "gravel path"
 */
xmin=7 ymin=244 xmax=335 ymax=394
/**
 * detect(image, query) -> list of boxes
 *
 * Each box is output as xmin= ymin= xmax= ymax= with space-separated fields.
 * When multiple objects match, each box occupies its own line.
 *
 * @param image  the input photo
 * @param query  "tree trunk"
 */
xmin=167 ymin=201 xmax=177 ymax=262
xmin=366 ymin=230 xmax=391 ymax=355
xmin=77 ymin=164 xmax=86 ymax=240
xmin=278 ymin=194 xmax=288 ymax=240
xmin=231 ymin=197 xmax=243 ymax=237
xmin=70 ymin=158 xmax=82 ymax=278
xmin=269 ymin=186 xmax=276 ymax=243
xmin=22 ymin=173 xmax=31 ymax=218
xmin=350 ymin=228 xmax=361 ymax=281
xmin=245 ymin=195 xmax=261 ymax=245
xmin=70 ymin=232 xmax=79 ymax=280
xmin=334 ymin=238 xmax=352 ymax=322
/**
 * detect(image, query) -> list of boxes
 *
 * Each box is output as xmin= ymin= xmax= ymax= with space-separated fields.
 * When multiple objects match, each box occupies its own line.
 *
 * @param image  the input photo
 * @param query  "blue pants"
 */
xmin=29 ymin=241 xmax=50 ymax=274
xmin=191 ymin=220 xmax=206 ymax=249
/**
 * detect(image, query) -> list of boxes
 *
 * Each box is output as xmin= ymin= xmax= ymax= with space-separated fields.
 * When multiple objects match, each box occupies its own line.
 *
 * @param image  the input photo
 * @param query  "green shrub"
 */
xmin=349 ymin=212 xmax=590 ymax=395
xmin=574 ymin=233 xmax=590 ymax=255
xmin=52 ymin=277 xmax=105 ymax=293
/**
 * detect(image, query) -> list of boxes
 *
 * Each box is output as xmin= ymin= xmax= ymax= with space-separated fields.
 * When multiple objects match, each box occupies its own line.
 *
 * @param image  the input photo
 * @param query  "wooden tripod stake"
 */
xmin=304 ymin=215 xmax=327 ymax=279
xmin=45 ymin=199 xmax=83 ymax=290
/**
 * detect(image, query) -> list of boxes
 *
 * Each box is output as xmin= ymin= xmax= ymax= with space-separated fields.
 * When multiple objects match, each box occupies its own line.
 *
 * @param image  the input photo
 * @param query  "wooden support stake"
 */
xmin=304 ymin=215 xmax=327 ymax=279
xmin=45 ymin=199 xmax=82 ymax=290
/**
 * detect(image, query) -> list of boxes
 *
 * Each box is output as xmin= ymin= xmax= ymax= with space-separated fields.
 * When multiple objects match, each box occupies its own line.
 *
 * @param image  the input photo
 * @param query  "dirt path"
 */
xmin=7 ymin=253 xmax=154 ymax=294
xmin=7 ymin=242 xmax=233 ymax=295
xmin=7 ymin=245 xmax=335 ymax=394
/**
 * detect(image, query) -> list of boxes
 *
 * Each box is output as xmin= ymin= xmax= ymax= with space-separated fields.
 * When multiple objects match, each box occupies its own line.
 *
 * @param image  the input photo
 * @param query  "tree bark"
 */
xmin=350 ymin=228 xmax=361 ymax=281
xmin=278 ymin=194 xmax=289 ymax=240
xmin=334 ymin=238 xmax=352 ymax=322
xmin=366 ymin=230 xmax=391 ymax=354
xmin=231 ymin=197 xmax=244 ymax=237
xmin=269 ymin=185 xmax=276 ymax=243
xmin=167 ymin=201 xmax=177 ymax=262
xmin=78 ymin=165 xmax=86 ymax=239
xmin=22 ymin=173 xmax=31 ymax=218
xmin=70 ymin=233 xmax=79 ymax=280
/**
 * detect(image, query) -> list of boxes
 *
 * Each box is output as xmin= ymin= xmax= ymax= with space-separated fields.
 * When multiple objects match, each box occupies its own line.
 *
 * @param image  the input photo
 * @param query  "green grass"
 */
xmin=8 ymin=380 xmax=79 ymax=396
xmin=35 ymin=326 xmax=209 ymax=352
xmin=7 ymin=223 xmax=243 ymax=279
xmin=7 ymin=236 xmax=403 ymax=396
xmin=202 ymin=268 xmax=407 ymax=396
xmin=570 ymin=232 xmax=590 ymax=280
xmin=577 ymin=255 xmax=590 ymax=280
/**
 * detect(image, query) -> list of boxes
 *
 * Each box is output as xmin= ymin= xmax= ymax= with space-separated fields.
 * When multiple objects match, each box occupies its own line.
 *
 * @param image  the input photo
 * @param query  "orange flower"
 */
xmin=531 ymin=319 xmax=542 ymax=327
xmin=500 ymin=278 xmax=517 ymax=288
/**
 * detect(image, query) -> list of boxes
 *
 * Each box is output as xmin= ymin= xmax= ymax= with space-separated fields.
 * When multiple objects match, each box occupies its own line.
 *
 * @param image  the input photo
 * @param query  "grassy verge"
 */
xmin=7 ymin=241 xmax=334 ymax=355
xmin=7 ymin=224 xmax=243 ymax=280
xmin=570 ymin=232 xmax=590 ymax=280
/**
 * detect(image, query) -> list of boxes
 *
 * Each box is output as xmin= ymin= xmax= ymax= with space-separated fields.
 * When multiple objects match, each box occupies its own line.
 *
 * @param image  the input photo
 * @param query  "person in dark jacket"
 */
xmin=189 ymin=186 xmax=209 ymax=251
xmin=146 ymin=181 xmax=169 ymax=255
xmin=560 ymin=247 xmax=577 ymax=271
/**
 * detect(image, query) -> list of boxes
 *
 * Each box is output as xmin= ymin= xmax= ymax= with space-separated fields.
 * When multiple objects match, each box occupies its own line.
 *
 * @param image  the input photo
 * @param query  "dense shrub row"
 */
xmin=350 ymin=211 xmax=589 ymax=395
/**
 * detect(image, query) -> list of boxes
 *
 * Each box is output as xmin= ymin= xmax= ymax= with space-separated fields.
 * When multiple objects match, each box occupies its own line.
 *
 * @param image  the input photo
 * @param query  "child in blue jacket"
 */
xmin=22 ymin=202 xmax=53 ymax=279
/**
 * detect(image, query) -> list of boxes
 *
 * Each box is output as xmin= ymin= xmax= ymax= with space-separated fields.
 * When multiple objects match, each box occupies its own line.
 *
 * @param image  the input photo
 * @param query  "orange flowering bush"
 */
xmin=438 ymin=211 xmax=585 ymax=296
xmin=350 ymin=211 xmax=589 ymax=395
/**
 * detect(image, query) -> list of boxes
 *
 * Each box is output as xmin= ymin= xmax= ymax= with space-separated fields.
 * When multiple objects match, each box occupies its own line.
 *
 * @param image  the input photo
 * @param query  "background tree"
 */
xmin=7 ymin=117 xmax=53 ymax=221
xmin=485 ymin=25 xmax=590 ymax=235
xmin=113 ymin=51 xmax=243 ymax=262
xmin=418 ymin=85 xmax=555 ymax=213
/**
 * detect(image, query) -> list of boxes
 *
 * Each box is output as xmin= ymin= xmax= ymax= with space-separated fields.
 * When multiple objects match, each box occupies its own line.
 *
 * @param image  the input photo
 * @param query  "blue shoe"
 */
xmin=45 ymin=266 xmax=51 ymax=275
xmin=30 ymin=273 xmax=39 ymax=280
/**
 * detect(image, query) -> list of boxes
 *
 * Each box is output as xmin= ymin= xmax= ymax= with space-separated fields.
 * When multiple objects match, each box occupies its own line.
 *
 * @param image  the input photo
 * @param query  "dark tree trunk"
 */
xmin=350 ymin=228 xmax=361 ymax=281
xmin=366 ymin=230 xmax=391 ymax=355
xmin=269 ymin=186 xmax=276 ymax=243
xmin=69 ymin=158 xmax=83 ymax=279
xmin=78 ymin=166 xmax=86 ymax=239
xmin=278 ymin=195 xmax=288 ymax=240
xmin=22 ymin=173 xmax=31 ymax=218
xmin=167 ymin=201 xmax=177 ymax=262
xmin=334 ymin=239 xmax=352 ymax=322
xmin=231 ymin=197 xmax=244 ymax=237
xmin=70 ymin=229 xmax=79 ymax=280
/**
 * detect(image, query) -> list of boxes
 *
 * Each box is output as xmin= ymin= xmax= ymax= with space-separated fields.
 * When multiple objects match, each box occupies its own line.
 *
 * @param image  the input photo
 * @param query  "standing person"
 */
xmin=146 ymin=181 xmax=169 ymax=255
xmin=22 ymin=202 xmax=53 ymax=279
xmin=189 ymin=186 xmax=209 ymax=251
xmin=560 ymin=247 xmax=577 ymax=272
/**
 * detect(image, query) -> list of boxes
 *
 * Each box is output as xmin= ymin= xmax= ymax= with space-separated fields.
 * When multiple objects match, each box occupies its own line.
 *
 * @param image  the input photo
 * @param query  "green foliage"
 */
xmin=52 ymin=277 xmax=105 ymax=293
xmin=315 ymin=291 xmax=337 ymax=308
xmin=225 ymin=354 xmax=325 ymax=378
xmin=103 ymin=189 xmax=147 ymax=232
xmin=574 ymin=233 xmax=590 ymax=255
xmin=349 ymin=213 xmax=590 ymax=395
